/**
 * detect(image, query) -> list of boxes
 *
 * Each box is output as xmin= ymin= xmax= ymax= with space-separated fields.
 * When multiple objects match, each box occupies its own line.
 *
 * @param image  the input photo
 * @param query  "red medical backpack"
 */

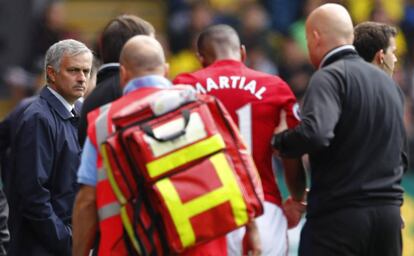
xmin=101 ymin=87 xmax=264 ymax=255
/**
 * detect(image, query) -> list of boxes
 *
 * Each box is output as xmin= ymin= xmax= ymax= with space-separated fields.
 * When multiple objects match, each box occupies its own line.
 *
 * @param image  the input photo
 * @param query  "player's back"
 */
xmin=174 ymin=59 xmax=300 ymax=205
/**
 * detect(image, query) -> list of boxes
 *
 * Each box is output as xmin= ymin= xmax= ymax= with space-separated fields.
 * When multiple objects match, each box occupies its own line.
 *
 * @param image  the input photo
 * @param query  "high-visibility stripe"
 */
xmin=96 ymin=104 xmax=111 ymax=146
xmin=97 ymin=167 xmax=107 ymax=182
xmin=146 ymin=134 xmax=225 ymax=178
xmin=155 ymin=152 xmax=248 ymax=247
xmin=210 ymin=153 xmax=248 ymax=226
xmin=120 ymin=206 xmax=142 ymax=255
xmin=100 ymin=144 xmax=143 ymax=254
xmin=98 ymin=202 xmax=120 ymax=221
xmin=101 ymin=145 xmax=127 ymax=206
xmin=100 ymin=104 xmax=111 ymax=115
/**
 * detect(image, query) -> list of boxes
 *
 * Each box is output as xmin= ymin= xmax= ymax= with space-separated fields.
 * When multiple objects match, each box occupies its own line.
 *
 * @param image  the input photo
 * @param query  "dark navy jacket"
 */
xmin=0 ymin=96 xmax=37 ymax=255
xmin=1 ymin=96 xmax=37 ymax=188
xmin=7 ymin=86 xmax=81 ymax=256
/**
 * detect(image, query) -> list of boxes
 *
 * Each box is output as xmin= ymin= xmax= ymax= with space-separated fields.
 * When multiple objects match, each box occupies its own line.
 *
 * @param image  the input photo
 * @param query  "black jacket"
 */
xmin=78 ymin=65 xmax=121 ymax=146
xmin=273 ymin=47 xmax=406 ymax=217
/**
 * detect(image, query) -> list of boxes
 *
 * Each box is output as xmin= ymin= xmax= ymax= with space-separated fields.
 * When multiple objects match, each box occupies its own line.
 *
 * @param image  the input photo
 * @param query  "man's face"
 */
xmin=84 ymin=69 xmax=97 ymax=98
xmin=305 ymin=22 xmax=319 ymax=68
xmin=48 ymin=52 xmax=92 ymax=104
xmin=382 ymin=36 xmax=397 ymax=76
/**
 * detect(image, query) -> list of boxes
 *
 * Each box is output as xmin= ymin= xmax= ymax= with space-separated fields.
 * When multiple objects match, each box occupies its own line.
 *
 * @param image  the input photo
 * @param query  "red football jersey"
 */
xmin=174 ymin=59 xmax=300 ymax=206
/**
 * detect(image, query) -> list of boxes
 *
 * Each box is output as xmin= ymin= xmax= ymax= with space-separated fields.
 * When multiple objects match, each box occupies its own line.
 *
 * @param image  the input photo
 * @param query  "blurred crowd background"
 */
xmin=3 ymin=0 xmax=414 ymax=155
xmin=0 ymin=0 xmax=413 ymax=254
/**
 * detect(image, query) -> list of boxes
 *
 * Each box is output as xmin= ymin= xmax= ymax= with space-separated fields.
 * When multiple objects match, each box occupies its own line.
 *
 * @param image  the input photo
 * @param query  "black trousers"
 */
xmin=299 ymin=205 xmax=402 ymax=256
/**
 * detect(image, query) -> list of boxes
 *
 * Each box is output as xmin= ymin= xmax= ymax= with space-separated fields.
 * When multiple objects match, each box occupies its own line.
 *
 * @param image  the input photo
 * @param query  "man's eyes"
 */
xmin=67 ymin=68 xmax=90 ymax=75
xmin=68 ymin=68 xmax=81 ymax=73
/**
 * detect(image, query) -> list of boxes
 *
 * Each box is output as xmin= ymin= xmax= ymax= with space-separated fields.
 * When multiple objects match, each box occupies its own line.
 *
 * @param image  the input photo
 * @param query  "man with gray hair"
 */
xmin=6 ymin=39 xmax=93 ymax=256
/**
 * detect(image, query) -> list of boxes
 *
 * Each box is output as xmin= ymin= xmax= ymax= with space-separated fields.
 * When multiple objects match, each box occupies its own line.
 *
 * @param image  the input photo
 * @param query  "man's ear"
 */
xmin=119 ymin=65 xmax=128 ymax=88
xmin=313 ymin=29 xmax=321 ymax=46
xmin=373 ymin=49 xmax=384 ymax=65
xmin=163 ymin=63 xmax=170 ymax=78
xmin=241 ymin=45 xmax=247 ymax=63
xmin=46 ymin=66 xmax=56 ymax=83
xmin=196 ymin=52 xmax=207 ymax=68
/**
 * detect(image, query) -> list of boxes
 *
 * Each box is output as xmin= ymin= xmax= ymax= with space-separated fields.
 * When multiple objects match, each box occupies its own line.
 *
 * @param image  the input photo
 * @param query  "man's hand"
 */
xmin=283 ymin=196 xmax=306 ymax=229
xmin=272 ymin=110 xmax=288 ymax=157
xmin=243 ymin=220 xmax=261 ymax=256
xmin=275 ymin=110 xmax=288 ymax=134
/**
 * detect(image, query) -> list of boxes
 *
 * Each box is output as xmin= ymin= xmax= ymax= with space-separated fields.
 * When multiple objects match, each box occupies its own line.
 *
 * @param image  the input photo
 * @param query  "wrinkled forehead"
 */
xmin=60 ymin=52 xmax=93 ymax=67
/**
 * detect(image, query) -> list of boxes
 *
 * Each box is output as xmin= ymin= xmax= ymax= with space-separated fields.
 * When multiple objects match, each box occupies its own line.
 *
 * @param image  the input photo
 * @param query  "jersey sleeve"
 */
xmin=274 ymin=70 xmax=342 ymax=157
xmin=278 ymin=80 xmax=301 ymax=128
xmin=173 ymin=73 xmax=196 ymax=85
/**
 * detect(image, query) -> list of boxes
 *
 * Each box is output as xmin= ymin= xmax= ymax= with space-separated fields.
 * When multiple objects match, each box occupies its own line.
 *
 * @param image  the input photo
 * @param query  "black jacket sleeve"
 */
xmin=273 ymin=70 xmax=342 ymax=157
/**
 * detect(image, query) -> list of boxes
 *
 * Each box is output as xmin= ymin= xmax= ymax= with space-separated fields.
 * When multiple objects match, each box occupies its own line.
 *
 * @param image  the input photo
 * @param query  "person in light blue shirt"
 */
xmin=76 ymin=74 xmax=173 ymax=187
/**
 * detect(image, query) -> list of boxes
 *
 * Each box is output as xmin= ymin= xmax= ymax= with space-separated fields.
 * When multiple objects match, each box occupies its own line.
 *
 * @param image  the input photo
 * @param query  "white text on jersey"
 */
xmin=195 ymin=76 xmax=266 ymax=100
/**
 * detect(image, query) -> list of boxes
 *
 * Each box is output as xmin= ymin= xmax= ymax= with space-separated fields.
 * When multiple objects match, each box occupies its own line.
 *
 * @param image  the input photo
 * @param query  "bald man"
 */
xmin=174 ymin=24 xmax=306 ymax=256
xmin=272 ymin=4 xmax=406 ymax=256
xmin=72 ymin=35 xmax=169 ymax=256
xmin=72 ymin=35 xmax=244 ymax=255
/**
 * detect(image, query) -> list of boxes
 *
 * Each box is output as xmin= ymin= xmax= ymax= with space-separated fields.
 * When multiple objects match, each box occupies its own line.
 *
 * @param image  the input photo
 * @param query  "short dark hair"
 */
xmin=99 ymin=14 xmax=155 ymax=63
xmin=353 ymin=21 xmax=397 ymax=62
xmin=91 ymin=54 xmax=101 ymax=76
xmin=196 ymin=24 xmax=240 ymax=54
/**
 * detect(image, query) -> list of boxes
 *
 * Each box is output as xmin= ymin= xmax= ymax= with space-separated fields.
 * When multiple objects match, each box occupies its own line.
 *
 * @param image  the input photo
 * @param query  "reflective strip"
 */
xmin=155 ymin=152 xmax=248 ymax=247
xmin=145 ymin=112 xmax=207 ymax=157
xmin=211 ymin=153 xmax=248 ymax=226
xmin=146 ymin=134 xmax=225 ymax=178
xmin=96 ymin=103 xmax=143 ymax=254
xmin=101 ymin=145 xmax=127 ymax=206
xmin=98 ymin=202 xmax=120 ymax=221
xmin=120 ymin=206 xmax=142 ymax=254
xmin=96 ymin=104 xmax=111 ymax=145
xmin=97 ymin=167 xmax=107 ymax=182
xmin=101 ymin=145 xmax=143 ymax=254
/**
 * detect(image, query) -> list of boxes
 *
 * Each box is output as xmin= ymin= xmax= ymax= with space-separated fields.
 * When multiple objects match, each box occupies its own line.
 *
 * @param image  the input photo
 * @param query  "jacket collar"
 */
xmin=96 ymin=64 xmax=119 ymax=84
xmin=40 ymin=86 xmax=77 ymax=120
xmin=319 ymin=45 xmax=358 ymax=69
xmin=47 ymin=86 xmax=74 ymax=113
xmin=123 ymin=75 xmax=172 ymax=95
xmin=97 ymin=63 xmax=119 ymax=73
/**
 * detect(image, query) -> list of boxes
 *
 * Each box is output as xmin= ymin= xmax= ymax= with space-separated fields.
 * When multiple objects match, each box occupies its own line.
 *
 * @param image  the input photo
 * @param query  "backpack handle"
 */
xmin=142 ymin=110 xmax=191 ymax=142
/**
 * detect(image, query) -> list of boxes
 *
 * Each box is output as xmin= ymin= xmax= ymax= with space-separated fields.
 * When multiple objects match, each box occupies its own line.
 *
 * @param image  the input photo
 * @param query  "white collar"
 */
xmin=98 ymin=63 xmax=119 ymax=72
xmin=319 ymin=45 xmax=356 ymax=69
xmin=47 ymin=87 xmax=75 ymax=116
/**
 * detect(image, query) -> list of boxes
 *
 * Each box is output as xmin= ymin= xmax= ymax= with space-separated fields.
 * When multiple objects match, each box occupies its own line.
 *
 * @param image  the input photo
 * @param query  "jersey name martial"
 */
xmin=195 ymin=76 xmax=266 ymax=100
